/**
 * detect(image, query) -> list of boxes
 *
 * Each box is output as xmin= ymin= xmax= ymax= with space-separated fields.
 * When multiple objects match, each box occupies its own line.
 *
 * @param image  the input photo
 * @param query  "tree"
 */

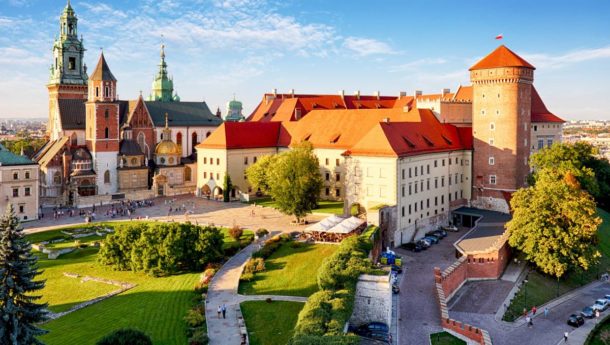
xmin=530 ymin=142 xmax=610 ymax=209
xmin=257 ymin=142 xmax=323 ymax=222
xmin=228 ymin=225 xmax=243 ymax=241
xmin=0 ymin=204 xmax=48 ymax=344
xmin=222 ymin=173 xmax=232 ymax=202
xmin=507 ymin=169 xmax=602 ymax=278
xmin=96 ymin=328 xmax=152 ymax=345
xmin=245 ymin=154 xmax=277 ymax=194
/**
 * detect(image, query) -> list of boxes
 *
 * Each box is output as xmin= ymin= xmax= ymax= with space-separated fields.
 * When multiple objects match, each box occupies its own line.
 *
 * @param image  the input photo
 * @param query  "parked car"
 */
xmin=426 ymin=230 xmax=446 ymax=239
xmin=592 ymin=299 xmax=610 ymax=311
xmin=391 ymin=265 xmax=403 ymax=274
xmin=355 ymin=322 xmax=391 ymax=344
xmin=567 ymin=314 xmax=585 ymax=327
xmin=417 ymin=239 xmax=431 ymax=249
xmin=581 ymin=306 xmax=595 ymax=319
xmin=392 ymin=284 xmax=400 ymax=294
xmin=423 ymin=235 xmax=439 ymax=244
xmin=441 ymin=225 xmax=459 ymax=232
xmin=604 ymin=294 xmax=610 ymax=302
xmin=401 ymin=242 xmax=422 ymax=252
xmin=434 ymin=229 xmax=448 ymax=238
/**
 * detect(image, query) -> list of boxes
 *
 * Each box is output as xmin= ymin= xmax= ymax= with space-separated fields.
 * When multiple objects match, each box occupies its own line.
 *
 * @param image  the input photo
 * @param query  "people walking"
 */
xmin=217 ymin=305 xmax=222 ymax=319
xmin=526 ymin=316 xmax=533 ymax=327
xmin=222 ymin=304 xmax=227 ymax=319
xmin=544 ymin=307 xmax=549 ymax=317
xmin=564 ymin=331 xmax=569 ymax=342
xmin=532 ymin=306 xmax=537 ymax=315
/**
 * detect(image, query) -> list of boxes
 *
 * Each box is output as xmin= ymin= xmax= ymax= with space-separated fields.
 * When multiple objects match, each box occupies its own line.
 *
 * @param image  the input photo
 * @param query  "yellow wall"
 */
xmin=0 ymin=165 xmax=39 ymax=221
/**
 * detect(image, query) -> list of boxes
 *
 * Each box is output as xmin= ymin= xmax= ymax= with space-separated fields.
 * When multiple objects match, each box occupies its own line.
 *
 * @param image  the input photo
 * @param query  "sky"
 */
xmin=1 ymin=0 xmax=609 ymax=120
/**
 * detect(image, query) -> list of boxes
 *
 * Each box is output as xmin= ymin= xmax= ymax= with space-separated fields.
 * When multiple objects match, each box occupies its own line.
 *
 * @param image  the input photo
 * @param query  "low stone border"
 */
xmin=44 ymin=273 xmax=136 ymax=321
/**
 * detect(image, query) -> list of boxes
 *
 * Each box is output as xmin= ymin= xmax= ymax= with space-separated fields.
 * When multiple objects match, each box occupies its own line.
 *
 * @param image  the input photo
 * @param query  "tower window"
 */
xmin=489 ymin=157 xmax=495 ymax=165
xmin=489 ymin=175 xmax=497 ymax=185
xmin=68 ymin=57 xmax=75 ymax=70
xmin=95 ymin=87 xmax=99 ymax=98
xmin=489 ymin=138 xmax=494 ymax=145
xmin=105 ymin=87 xmax=110 ymax=98
xmin=104 ymin=170 xmax=110 ymax=184
xmin=104 ymin=127 xmax=109 ymax=139
xmin=105 ymin=109 xmax=109 ymax=118
xmin=490 ymin=123 xmax=495 ymax=130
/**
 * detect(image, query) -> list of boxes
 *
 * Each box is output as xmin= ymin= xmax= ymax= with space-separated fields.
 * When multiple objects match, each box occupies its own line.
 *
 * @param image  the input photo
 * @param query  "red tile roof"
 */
xmin=452 ymin=85 xmax=473 ymax=101
xmin=469 ymin=45 xmax=535 ymax=71
xmin=347 ymin=109 xmax=471 ymax=157
xmin=530 ymin=86 xmax=565 ymax=123
xmin=196 ymin=122 xmax=282 ymax=149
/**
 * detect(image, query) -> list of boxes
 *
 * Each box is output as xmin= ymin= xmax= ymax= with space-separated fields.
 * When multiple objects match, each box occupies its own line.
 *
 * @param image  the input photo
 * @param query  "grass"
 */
xmin=586 ymin=313 xmax=610 ymax=345
xmin=249 ymin=197 xmax=345 ymax=215
xmin=238 ymin=242 xmax=337 ymax=297
xmin=503 ymin=208 xmax=610 ymax=321
xmin=26 ymin=222 xmax=249 ymax=345
xmin=241 ymin=301 xmax=304 ymax=345
xmin=430 ymin=332 xmax=467 ymax=345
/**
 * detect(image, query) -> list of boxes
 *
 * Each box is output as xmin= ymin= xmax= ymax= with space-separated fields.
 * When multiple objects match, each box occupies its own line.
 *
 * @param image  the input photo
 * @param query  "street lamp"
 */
xmin=523 ymin=275 xmax=529 ymax=312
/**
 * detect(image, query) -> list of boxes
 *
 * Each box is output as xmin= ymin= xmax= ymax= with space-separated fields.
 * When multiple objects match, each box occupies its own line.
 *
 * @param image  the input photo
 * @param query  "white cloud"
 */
xmin=524 ymin=46 xmax=610 ymax=69
xmin=390 ymin=58 xmax=447 ymax=72
xmin=343 ymin=37 xmax=396 ymax=56
xmin=0 ymin=47 xmax=46 ymax=66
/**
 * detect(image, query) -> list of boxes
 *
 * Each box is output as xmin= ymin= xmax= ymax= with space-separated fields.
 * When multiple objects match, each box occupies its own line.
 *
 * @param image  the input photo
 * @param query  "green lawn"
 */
xmin=241 ymin=301 xmax=304 ymax=345
xmin=26 ymin=223 xmax=250 ymax=345
xmin=249 ymin=197 xmax=345 ymax=215
xmin=504 ymin=208 xmax=610 ymax=321
xmin=430 ymin=332 xmax=467 ymax=345
xmin=239 ymin=242 xmax=337 ymax=297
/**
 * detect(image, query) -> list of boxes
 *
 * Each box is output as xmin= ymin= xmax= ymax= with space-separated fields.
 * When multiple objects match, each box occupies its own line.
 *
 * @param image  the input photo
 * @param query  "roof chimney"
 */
xmin=272 ymin=88 xmax=277 ymax=97
xmin=399 ymin=91 xmax=406 ymax=98
xmin=374 ymin=91 xmax=380 ymax=100
xmin=414 ymin=90 xmax=422 ymax=97
xmin=290 ymin=89 xmax=295 ymax=97
xmin=383 ymin=117 xmax=390 ymax=123
xmin=339 ymin=89 xmax=345 ymax=98
xmin=354 ymin=90 xmax=360 ymax=100
xmin=441 ymin=88 xmax=451 ymax=96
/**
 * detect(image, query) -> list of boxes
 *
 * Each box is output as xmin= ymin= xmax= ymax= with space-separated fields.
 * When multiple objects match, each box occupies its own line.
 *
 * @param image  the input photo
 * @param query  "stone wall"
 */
xmin=349 ymin=274 xmax=392 ymax=327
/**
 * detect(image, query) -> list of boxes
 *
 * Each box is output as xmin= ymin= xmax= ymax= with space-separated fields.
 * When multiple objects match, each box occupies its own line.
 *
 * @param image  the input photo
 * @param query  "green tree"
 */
xmin=507 ymin=169 xmax=602 ymax=278
xmin=222 ymin=173 xmax=232 ymax=202
xmin=0 ymin=204 xmax=48 ymax=344
xmin=96 ymin=328 xmax=152 ymax=345
xmin=265 ymin=142 xmax=323 ymax=222
xmin=530 ymin=142 xmax=610 ymax=209
xmin=245 ymin=154 xmax=277 ymax=194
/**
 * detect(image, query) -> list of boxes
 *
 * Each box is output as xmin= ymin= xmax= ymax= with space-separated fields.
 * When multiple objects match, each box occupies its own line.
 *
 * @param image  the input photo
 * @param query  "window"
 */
xmin=104 ymin=127 xmax=109 ymax=139
xmin=481 ymin=109 xmax=486 ymax=115
xmin=455 ymin=157 xmax=458 ymax=164
xmin=19 ymin=205 xmax=24 ymax=214
xmin=496 ymin=110 xmax=500 ymax=116
xmin=408 ymin=204 xmax=412 ymax=214
xmin=426 ymin=179 xmax=430 ymax=190
xmin=435 ymin=178 xmax=438 ymax=189
xmin=420 ymin=180 xmax=423 ymax=191
xmin=105 ymin=109 xmax=109 ymax=118
xmin=489 ymin=157 xmax=495 ymax=165
xmin=533 ymin=125 xmax=538 ymax=131
xmin=537 ymin=139 xmax=544 ymax=150
xmin=216 ymin=158 xmax=220 ymax=165
xmin=442 ymin=159 xmax=445 ymax=167
xmin=401 ymin=207 xmax=405 ymax=217
xmin=210 ymin=172 xmax=213 ymax=179
xmin=335 ymin=188 xmax=340 ymax=197
xmin=415 ymin=203 xmax=418 ymax=212
xmin=25 ymin=171 xmax=30 ymax=179
xmin=325 ymin=173 xmax=330 ymax=181
xmin=420 ymin=166 xmax=423 ymax=175
xmin=336 ymin=173 xmax=340 ymax=181
xmin=217 ymin=173 xmax=219 ymax=180
xmin=441 ymin=176 xmax=445 ymax=187
xmin=414 ymin=183 xmax=418 ymax=194
xmin=524 ymin=138 xmax=528 ymax=147
xmin=204 ymin=172 xmax=207 ymax=178
xmin=95 ymin=87 xmax=99 ymax=98
xmin=325 ymin=158 xmax=329 ymax=165
xmin=434 ymin=160 xmax=438 ymax=168
xmin=427 ymin=165 xmax=430 ymax=174
xmin=12 ymin=172 xmax=18 ymax=180
xmin=434 ymin=196 xmax=438 ymax=206
xmin=547 ymin=139 xmax=553 ymax=147
xmin=336 ymin=159 xmax=340 ymax=166
xmin=25 ymin=187 xmax=31 ymax=196
xmin=441 ymin=195 xmax=444 ymax=204
xmin=253 ymin=157 xmax=257 ymax=163
xmin=12 ymin=188 xmax=18 ymax=197
xmin=408 ymin=184 xmax=412 ymax=195
xmin=490 ymin=123 xmax=495 ymax=130
xmin=489 ymin=175 xmax=497 ymax=185
xmin=449 ymin=175 xmax=452 ymax=185
xmin=408 ymin=168 xmax=412 ymax=178
xmin=204 ymin=157 xmax=207 ymax=164
xmin=414 ymin=168 xmax=418 ymax=177
xmin=401 ymin=185 xmax=405 ymax=197
xmin=104 ymin=170 xmax=110 ymax=184
xmin=185 ymin=166 xmax=192 ymax=181
xmin=402 ymin=169 xmax=405 ymax=180
xmin=427 ymin=199 xmax=430 ymax=208
xmin=325 ymin=188 xmax=330 ymax=196
xmin=68 ymin=57 xmax=76 ymax=70
xmin=244 ymin=157 xmax=248 ymax=165
xmin=105 ymin=86 xmax=110 ymax=98
xmin=489 ymin=138 xmax=494 ymax=145
xmin=53 ymin=172 xmax=61 ymax=184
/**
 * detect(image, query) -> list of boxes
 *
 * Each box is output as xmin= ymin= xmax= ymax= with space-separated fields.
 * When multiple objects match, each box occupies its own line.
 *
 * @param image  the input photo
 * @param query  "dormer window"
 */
xmin=68 ymin=57 xmax=75 ymax=70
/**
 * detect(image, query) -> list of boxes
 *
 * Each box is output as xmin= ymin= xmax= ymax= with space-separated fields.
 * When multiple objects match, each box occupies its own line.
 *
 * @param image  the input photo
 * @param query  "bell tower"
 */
xmin=86 ymin=52 xmax=119 ymax=195
xmin=470 ymin=45 xmax=535 ymax=213
xmin=47 ymin=0 xmax=88 ymax=139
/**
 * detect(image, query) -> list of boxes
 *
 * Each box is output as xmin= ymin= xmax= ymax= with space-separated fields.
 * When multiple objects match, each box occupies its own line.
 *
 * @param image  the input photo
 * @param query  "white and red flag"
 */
xmin=495 ymin=34 xmax=503 ymax=40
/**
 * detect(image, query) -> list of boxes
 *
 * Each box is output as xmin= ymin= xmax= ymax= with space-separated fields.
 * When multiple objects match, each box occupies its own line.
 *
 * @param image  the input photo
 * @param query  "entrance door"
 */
xmin=158 ymin=184 xmax=164 ymax=196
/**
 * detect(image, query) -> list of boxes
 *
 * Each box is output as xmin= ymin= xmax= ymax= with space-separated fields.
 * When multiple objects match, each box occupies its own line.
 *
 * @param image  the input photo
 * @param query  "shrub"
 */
xmin=194 ymin=281 xmax=208 ymax=294
xmin=224 ymin=244 xmax=240 ymax=258
xmin=244 ymin=258 xmax=266 ymax=274
xmin=184 ymin=308 xmax=205 ymax=328
xmin=266 ymin=297 xmax=273 ymax=303
xmin=350 ymin=203 xmax=360 ymax=217
xmin=188 ymin=328 xmax=209 ymax=345
xmin=256 ymin=228 xmax=269 ymax=237
xmin=228 ymin=226 xmax=243 ymax=241
xmin=240 ymin=272 xmax=254 ymax=282
xmin=290 ymin=241 xmax=305 ymax=249
xmin=96 ymin=328 xmax=152 ymax=345
xmin=289 ymin=335 xmax=360 ymax=345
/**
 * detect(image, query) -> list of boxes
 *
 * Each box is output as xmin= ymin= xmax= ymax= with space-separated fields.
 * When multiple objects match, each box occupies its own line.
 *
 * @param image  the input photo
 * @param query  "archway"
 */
xmin=191 ymin=132 xmax=198 ymax=151
xmin=201 ymin=184 xmax=211 ymax=196
xmin=213 ymin=186 xmax=223 ymax=197
xmin=104 ymin=170 xmax=110 ymax=184
xmin=184 ymin=166 xmax=192 ymax=182
xmin=176 ymin=132 xmax=183 ymax=153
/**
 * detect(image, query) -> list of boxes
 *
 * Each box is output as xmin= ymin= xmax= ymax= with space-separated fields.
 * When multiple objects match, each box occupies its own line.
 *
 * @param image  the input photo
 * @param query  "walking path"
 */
xmin=205 ymin=238 xmax=309 ymax=345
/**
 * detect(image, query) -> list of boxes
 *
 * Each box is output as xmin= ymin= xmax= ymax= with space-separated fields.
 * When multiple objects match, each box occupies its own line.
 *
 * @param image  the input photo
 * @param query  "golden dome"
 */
xmin=155 ymin=140 xmax=180 ymax=155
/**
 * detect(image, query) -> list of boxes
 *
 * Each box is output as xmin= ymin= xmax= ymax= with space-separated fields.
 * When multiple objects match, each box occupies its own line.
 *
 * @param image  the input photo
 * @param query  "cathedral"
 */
xmin=35 ymin=2 xmax=223 ymax=207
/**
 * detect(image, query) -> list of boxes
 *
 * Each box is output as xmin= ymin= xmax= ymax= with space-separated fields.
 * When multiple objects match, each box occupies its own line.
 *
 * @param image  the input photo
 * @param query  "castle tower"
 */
xmin=148 ymin=45 xmax=180 ymax=102
xmin=470 ymin=45 xmax=535 ymax=213
xmin=86 ymin=52 xmax=119 ymax=195
xmin=225 ymin=95 xmax=245 ymax=122
xmin=47 ymin=0 xmax=88 ymax=139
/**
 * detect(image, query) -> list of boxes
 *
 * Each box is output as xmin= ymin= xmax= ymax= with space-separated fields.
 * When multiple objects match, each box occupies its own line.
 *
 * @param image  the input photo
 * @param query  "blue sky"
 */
xmin=1 ymin=0 xmax=609 ymax=120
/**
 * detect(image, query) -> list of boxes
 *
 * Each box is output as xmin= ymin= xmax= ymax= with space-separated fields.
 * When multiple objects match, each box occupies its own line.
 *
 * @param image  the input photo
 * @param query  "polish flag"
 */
xmin=495 ymin=34 xmax=504 ymax=40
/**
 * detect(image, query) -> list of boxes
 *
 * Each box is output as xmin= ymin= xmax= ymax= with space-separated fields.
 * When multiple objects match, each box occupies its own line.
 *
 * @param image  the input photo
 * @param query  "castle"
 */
xmin=35 ymin=2 xmax=223 ymax=207
xmin=196 ymin=45 xmax=564 ymax=248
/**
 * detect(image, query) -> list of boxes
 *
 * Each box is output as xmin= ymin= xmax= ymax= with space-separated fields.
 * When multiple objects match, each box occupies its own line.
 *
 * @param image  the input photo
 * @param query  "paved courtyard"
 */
xmin=24 ymin=195 xmax=325 ymax=234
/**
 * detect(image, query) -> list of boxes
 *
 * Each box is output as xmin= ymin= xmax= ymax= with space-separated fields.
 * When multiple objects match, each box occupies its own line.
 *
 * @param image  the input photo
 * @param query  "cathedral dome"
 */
xmin=155 ymin=140 xmax=180 ymax=155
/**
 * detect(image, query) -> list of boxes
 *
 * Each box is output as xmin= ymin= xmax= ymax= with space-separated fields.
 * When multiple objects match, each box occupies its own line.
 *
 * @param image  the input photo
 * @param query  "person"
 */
xmin=222 ymin=304 xmax=227 ymax=319
xmin=544 ymin=307 xmax=549 ymax=317
xmin=217 ymin=305 xmax=222 ymax=319
xmin=564 ymin=331 xmax=568 ymax=342
xmin=523 ymin=308 xmax=528 ymax=318
xmin=532 ymin=306 xmax=537 ymax=315
xmin=596 ymin=309 xmax=601 ymax=321
xmin=526 ymin=316 xmax=532 ymax=327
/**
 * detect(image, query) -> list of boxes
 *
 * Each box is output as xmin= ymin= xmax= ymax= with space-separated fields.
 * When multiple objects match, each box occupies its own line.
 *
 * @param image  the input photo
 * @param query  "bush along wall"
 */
xmin=289 ymin=235 xmax=372 ymax=344
xmin=98 ymin=222 xmax=224 ymax=276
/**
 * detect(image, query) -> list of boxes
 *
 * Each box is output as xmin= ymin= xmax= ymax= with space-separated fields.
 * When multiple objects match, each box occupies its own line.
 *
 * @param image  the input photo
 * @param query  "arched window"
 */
xmin=95 ymin=87 xmax=99 ymax=98
xmin=105 ymin=87 xmax=109 ymax=98
xmin=104 ymin=127 xmax=109 ymax=139
xmin=137 ymin=132 xmax=145 ymax=152
xmin=191 ymin=132 xmax=198 ymax=151
xmin=185 ymin=166 xmax=192 ymax=181
xmin=176 ymin=132 xmax=183 ymax=150
xmin=131 ymin=157 xmax=138 ymax=165
xmin=206 ymin=131 xmax=211 ymax=138
xmin=105 ymin=109 xmax=109 ymax=118
xmin=104 ymin=170 xmax=110 ymax=184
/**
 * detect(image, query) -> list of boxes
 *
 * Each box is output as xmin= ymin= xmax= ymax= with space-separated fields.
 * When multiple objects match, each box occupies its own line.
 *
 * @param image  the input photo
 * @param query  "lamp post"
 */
xmin=523 ymin=275 xmax=529 ymax=312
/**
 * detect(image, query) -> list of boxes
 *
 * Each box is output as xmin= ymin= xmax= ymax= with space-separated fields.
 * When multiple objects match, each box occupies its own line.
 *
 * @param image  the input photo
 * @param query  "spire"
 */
xmin=90 ymin=52 xmax=117 ymax=81
xmin=165 ymin=112 xmax=169 ymax=128
xmin=149 ymin=44 xmax=175 ymax=102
